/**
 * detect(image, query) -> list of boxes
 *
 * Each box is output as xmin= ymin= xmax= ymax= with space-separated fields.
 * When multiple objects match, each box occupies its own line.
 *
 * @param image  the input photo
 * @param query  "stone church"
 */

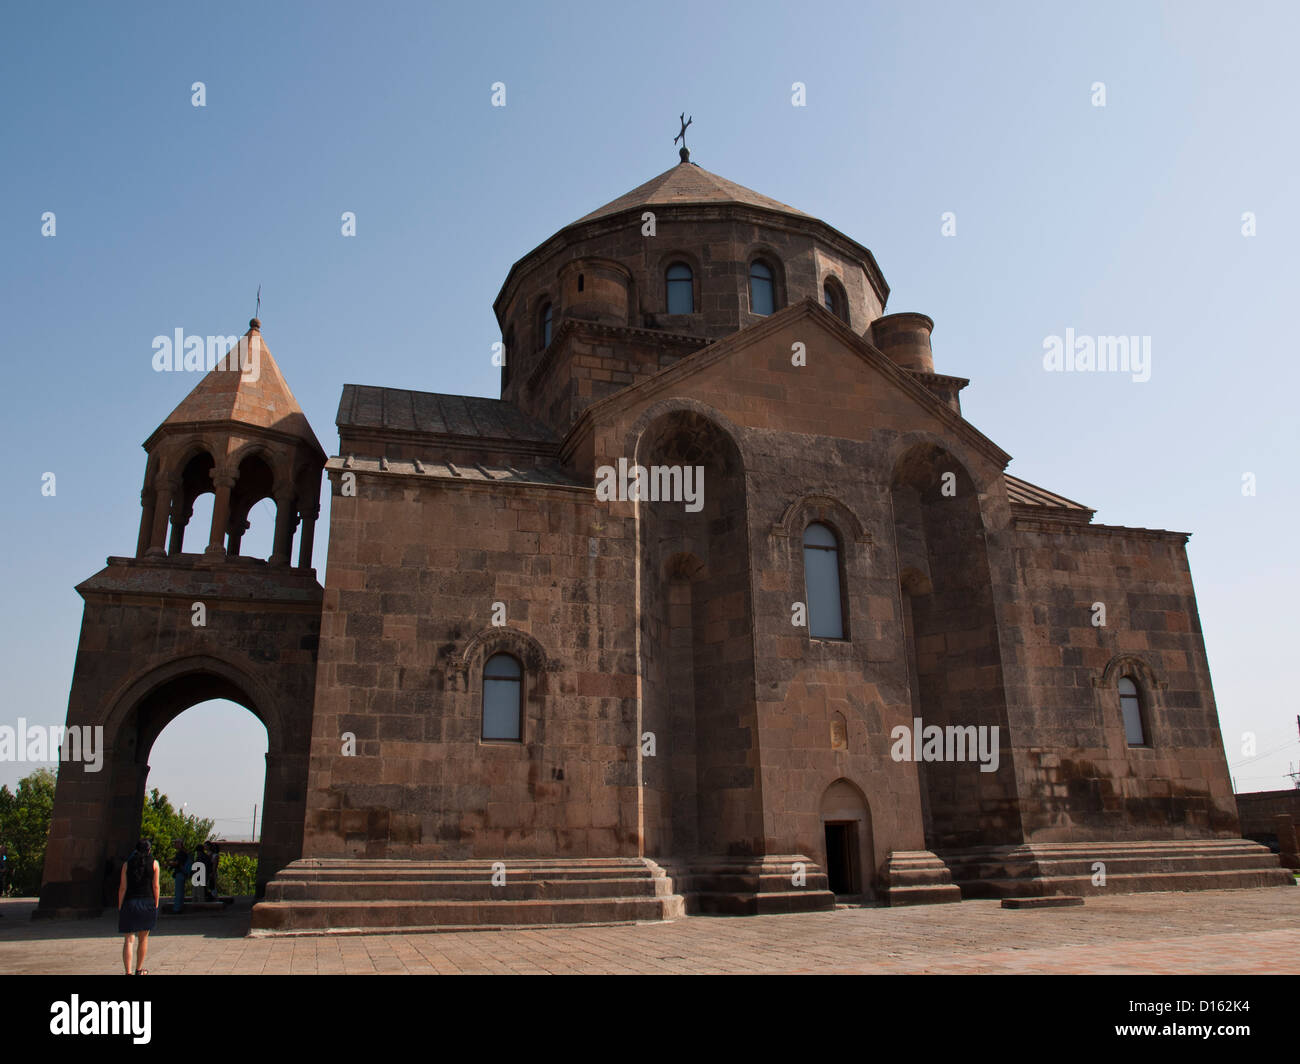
xmin=38 ymin=147 xmax=1289 ymax=930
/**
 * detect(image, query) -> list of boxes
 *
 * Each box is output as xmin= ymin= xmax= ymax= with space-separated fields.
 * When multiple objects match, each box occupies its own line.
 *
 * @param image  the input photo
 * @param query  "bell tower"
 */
xmin=37 ymin=319 xmax=327 ymax=915
xmin=136 ymin=318 xmax=325 ymax=565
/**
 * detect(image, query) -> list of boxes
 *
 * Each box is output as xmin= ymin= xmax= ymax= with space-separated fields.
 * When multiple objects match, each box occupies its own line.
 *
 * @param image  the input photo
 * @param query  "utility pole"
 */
xmin=252 ymin=804 xmax=258 ymax=843
xmin=1293 ymin=717 xmax=1300 ymax=789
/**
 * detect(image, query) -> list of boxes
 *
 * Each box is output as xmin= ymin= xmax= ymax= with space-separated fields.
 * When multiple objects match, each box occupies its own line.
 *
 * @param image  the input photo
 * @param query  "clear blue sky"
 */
xmin=2 ymin=0 xmax=1297 ymax=836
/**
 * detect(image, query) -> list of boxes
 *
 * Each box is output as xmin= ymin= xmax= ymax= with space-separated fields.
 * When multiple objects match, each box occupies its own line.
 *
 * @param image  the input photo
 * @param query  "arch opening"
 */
xmin=169 ymin=452 xmax=215 ymax=554
xmin=228 ymin=454 xmax=277 ymax=560
xmin=38 ymin=663 xmax=303 ymax=913
xmin=143 ymin=698 xmax=268 ymax=901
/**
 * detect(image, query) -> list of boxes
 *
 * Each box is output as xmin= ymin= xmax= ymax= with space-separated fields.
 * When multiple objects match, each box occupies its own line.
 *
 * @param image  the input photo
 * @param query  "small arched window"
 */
xmin=823 ymin=278 xmax=847 ymax=323
xmin=482 ymin=653 xmax=523 ymax=741
xmin=666 ymin=263 xmax=694 ymax=314
xmin=749 ymin=260 xmax=775 ymax=316
xmin=1118 ymin=676 xmax=1146 ymax=746
xmin=803 ymin=522 xmax=844 ymax=639
xmin=540 ymin=303 xmax=553 ymax=349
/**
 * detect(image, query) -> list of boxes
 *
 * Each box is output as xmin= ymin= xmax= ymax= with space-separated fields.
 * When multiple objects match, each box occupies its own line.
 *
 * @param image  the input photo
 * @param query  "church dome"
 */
xmin=494 ymin=157 xmax=890 ymax=388
xmin=490 ymin=153 xmax=901 ymax=433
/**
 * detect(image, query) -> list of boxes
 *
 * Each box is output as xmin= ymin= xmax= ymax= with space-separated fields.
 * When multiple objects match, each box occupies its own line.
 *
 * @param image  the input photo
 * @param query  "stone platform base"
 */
xmin=941 ymin=839 xmax=1294 ymax=898
xmin=878 ymin=850 xmax=963 ymax=905
xmin=249 ymin=857 xmax=684 ymax=935
xmin=657 ymin=855 xmax=836 ymax=915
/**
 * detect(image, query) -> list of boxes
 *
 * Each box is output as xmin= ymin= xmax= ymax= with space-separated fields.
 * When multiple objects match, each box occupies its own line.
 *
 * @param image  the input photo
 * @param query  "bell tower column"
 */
xmin=206 ymin=472 xmax=237 ymax=557
xmin=271 ymin=487 xmax=296 ymax=565
xmin=146 ymin=478 xmax=178 ymax=557
xmin=136 ymin=488 xmax=156 ymax=558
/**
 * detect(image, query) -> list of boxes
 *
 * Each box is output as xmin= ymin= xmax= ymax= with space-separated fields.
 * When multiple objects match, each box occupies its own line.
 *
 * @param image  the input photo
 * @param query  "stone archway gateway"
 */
xmin=39 ymin=658 xmax=311 ymax=914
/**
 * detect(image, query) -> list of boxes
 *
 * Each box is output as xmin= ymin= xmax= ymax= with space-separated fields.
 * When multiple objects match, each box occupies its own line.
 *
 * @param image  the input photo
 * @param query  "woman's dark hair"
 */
xmin=128 ymin=838 xmax=153 ymax=875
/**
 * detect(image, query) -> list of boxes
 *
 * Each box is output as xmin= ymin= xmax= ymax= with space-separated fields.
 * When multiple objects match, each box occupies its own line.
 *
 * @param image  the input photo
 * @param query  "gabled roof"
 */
xmin=573 ymin=159 xmax=810 ymax=225
xmin=158 ymin=321 xmax=322 ymax=454
xmin=336 ymin=385 xmax=557 ymax=444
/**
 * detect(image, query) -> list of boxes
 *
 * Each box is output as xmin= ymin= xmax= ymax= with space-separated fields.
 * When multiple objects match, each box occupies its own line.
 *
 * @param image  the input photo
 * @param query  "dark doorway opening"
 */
xmin=824 ymin=821 xmax=859 ymax=895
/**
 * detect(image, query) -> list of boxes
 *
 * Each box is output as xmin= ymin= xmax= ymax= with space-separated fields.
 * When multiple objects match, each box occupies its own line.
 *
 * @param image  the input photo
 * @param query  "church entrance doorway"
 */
xmin=824 ymin=822 xmax=859 ymax=895
xmin=818 ymin=778 xmax=873 ymax=901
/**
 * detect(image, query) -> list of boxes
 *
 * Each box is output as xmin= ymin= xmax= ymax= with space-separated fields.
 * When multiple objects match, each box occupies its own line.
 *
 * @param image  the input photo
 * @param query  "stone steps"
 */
xmin=878 ymin=850 xmax=963 ymax=906
xmin=943 ymin=839 xmax=1295 ymax=898
xmin=267 ymin=875 xmax=679 ymax=902
xmin=250 ymin=895 xmax=683 ymax=934
xmin=656 ymin=855 xmax=837 ymax=915
xmin=250 ymin=857 xmax=685 ymax=934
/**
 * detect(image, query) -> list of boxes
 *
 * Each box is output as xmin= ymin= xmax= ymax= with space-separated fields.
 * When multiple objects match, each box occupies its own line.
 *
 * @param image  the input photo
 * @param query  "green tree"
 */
xmin=215 ymin=853 xmax=258 ymax=896
xmin=138 ymin=788 xmax=213 ymax=859
xmin=0 ymin=768 xmax=57 ymax=896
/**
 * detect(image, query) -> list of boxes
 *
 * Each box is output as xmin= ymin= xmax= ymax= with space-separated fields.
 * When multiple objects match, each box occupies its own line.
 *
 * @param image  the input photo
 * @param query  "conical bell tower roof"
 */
xmin=151 ymin=319 xmax=324 ymax=457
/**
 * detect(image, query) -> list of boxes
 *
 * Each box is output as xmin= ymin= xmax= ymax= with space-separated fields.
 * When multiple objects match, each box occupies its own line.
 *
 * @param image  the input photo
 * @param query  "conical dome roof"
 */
xmin=573 ymin=158 xmax=810 ymax=225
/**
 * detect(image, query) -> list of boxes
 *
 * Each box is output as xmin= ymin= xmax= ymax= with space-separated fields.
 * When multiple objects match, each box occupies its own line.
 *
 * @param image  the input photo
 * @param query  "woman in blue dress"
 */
xmin=117 ymin=839 xmax=160 ymax=974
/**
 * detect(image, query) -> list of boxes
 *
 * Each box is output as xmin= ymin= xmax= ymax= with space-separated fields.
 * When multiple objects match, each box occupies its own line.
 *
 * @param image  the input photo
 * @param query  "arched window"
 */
xmin=540 ymin=302 xmax=553 ymax=349
xmin=482 ymin=653 xmax=523 ymax=741
xmin=666 ymin=263 xmax=693 ymax=314
xmin=803 ymin=522 xmax=844 ymax=639
xmin=749 ymin=260 xmax=775 ymax=316
xmin=1118 ymin=676 xmax=1146 ymax=746
xmin=823 ymin=278 xmax=847 ymax=323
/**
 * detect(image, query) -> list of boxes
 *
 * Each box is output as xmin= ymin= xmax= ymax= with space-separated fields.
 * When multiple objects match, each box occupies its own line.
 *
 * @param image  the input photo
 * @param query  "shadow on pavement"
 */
xmin=0 ymin=897 xmax=253 ymax=941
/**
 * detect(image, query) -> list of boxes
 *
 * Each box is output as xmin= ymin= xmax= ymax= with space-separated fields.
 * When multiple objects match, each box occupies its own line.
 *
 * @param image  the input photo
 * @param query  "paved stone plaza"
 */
xmin=3 ymin=885 xmax=1297 ymax=975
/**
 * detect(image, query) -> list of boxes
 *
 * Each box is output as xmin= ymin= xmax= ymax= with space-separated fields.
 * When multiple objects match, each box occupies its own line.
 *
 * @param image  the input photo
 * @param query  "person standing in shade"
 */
xmin=193 ymin=843 xmax=208 ymax=901
xmin=205 ymin=842 xmax=220 ymax=900
xmin=117 ymin=839 xmax=159 ymax=975
xmin=168 ymin=839 xmax=188 ymax=913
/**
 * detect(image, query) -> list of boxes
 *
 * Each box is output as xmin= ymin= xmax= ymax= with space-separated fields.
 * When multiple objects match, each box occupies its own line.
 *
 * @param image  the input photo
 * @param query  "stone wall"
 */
xmin=1003 ymin=520 xmax=1238 ymax=842
xmin=300 ymin=466 xmax=642 ymax=860
xmin=1236 ymin=789 xmax=1300 ymax=850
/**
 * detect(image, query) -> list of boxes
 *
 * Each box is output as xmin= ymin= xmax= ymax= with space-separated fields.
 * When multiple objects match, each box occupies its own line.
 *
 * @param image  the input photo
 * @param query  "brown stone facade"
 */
xmin=43 ymin=158 xmax=1290 ymax=927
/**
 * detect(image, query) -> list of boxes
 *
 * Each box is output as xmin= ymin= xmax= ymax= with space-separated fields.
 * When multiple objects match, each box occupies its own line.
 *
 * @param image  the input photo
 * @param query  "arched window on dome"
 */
xmin=482 ymin=653 xmax=523 ymax=741
xmin=749 ymin=260 xmax=775 ymax=316
xmin=540 ymin=302 xmax=553 ymax=349
xmin=803 ymin=522 xmax=845 ymax=640
xmin=666 ymin=263 xmax=694 ymax=314
xmin=823 ymin=277 xmax=848 ymax=323
xmin=1118 ymin=676 xmax=1147 ymax=746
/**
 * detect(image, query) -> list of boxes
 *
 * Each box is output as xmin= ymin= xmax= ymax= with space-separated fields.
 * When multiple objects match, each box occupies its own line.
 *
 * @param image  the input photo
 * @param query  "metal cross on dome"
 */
xmin=674 ymin=113 xmax=692 ymax=150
